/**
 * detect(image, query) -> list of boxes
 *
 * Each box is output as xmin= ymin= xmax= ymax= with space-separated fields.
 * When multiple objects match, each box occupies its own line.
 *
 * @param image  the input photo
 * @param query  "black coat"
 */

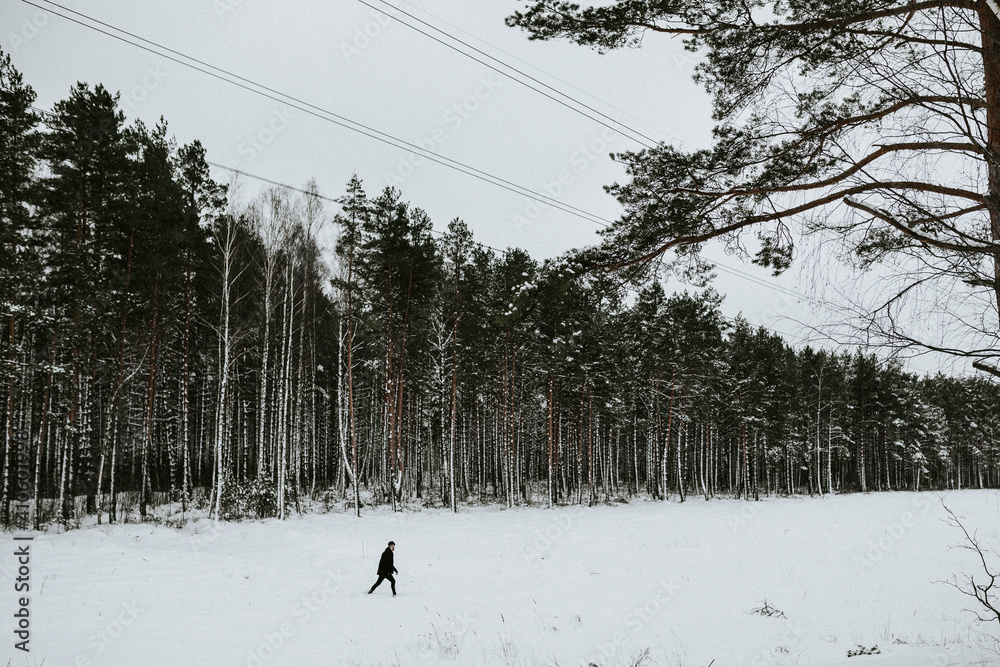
xmin=377 ymin=547 xmax=397 ymax=576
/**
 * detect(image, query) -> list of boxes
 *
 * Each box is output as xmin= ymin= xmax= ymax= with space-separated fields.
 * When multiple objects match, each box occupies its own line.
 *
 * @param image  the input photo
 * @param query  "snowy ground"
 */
xmin=5 ymin=490 xmax=1000 ymax=666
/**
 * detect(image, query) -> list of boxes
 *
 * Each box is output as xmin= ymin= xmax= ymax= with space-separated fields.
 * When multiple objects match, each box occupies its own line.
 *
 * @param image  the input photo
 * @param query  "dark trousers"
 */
xmin=369 ymin=574 xmax=396 ymax=595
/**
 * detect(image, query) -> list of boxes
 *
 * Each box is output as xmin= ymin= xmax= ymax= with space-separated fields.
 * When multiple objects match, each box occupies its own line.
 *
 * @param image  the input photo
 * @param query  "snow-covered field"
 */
xmin=7 ymin=490 xmax=1000 ymax=666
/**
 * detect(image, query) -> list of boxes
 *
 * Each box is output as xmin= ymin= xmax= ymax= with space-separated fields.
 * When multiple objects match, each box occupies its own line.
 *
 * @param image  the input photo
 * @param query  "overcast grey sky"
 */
xmin=4 ymin=0 xmax=948 ymax=369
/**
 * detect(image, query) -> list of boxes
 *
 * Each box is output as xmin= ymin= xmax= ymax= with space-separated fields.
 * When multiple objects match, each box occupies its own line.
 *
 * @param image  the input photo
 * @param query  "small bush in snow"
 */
xmin=219 ymin=477 xmax=296 ymax=520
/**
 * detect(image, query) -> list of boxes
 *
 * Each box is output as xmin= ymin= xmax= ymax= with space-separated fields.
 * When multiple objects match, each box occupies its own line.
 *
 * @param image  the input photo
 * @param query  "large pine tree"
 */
xmin=506 ymin=0 xmax=995 ymax=371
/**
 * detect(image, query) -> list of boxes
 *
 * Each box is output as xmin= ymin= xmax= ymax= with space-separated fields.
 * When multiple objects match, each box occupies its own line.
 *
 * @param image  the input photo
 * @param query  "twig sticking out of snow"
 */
xmin=940 ymin=501 xmax=1000 ymax=629
xmin=750 ymin=600 xmax=786 ymax=618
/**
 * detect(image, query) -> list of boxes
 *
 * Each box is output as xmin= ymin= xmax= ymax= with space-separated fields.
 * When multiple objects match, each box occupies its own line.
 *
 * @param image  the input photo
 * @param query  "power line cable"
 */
xmin=360 ymin=0 xmax=660 ymax=149
xmin=208 ymin=161 xmax=339 ymax=205
xmin=205 ymin=160 xmax=509 ymax=253
xmin=711 ymin=263 xmax=828 ymax=307
xmin=394 ymin=0 xmax=677 ymax=144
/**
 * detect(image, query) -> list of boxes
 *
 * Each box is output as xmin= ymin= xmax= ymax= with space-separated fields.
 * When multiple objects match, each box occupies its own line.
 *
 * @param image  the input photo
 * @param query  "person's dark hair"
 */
xmin=388 ymin=540 xmax=395 ymax=546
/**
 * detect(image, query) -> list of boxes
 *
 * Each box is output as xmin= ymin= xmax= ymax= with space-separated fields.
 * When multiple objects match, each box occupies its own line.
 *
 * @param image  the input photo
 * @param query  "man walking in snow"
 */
xmin=368 ymin=540 xmax=398 ymax=595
